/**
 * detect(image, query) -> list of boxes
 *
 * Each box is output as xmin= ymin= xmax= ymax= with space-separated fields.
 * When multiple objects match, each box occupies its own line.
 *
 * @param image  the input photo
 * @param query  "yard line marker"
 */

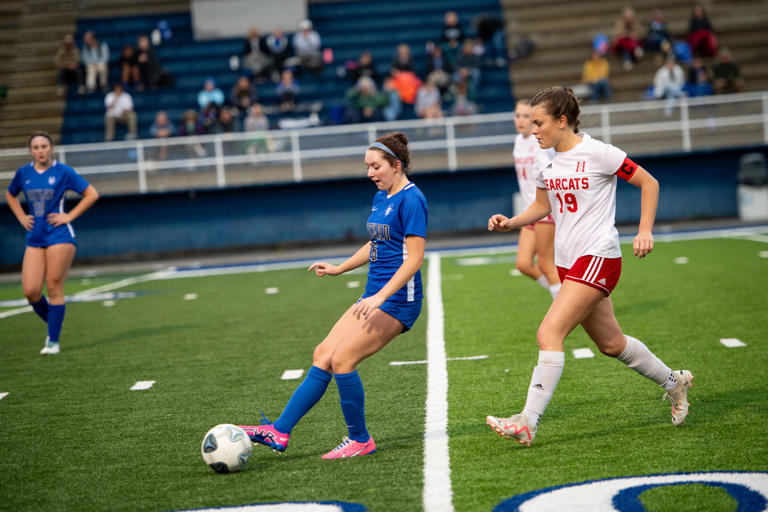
xmin=103 ymin=300 xmax=116 ymax=307
xmin=423 ymin=252 xmax=454 ymax=512
xmin=720 ymin=338 xmax=747 ymax=348
xmin=760 ymin=250 xmax=768 ymax=258
xmin=389 ymin=355 xmax=488 ymax=366
xmin=0 ymin=392 xmax=8 ymax=400
xmin=510 ymin=269 xmax=522 ymax=276
xmin=183 ymin=293 xmax=198 ymax=300
xmin=572 ymin=348 xmax=595 ymax=359
xmin=346 ymin=281 xmax=360 ymax=288
xmin=674 ymin=256 xmax=689 ymax=264
xmin=281 ymin=369 xmax=305 ymax=380
xmin=265 ymin=287 xmax=279 ymax=294
xmin=130 ymin=380 xmax=156 ymax=390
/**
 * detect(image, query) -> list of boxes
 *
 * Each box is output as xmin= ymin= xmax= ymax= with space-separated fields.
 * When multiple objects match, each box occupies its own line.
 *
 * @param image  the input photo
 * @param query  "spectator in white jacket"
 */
xmin=653 ymin=55 xmax=685 ymax=116
xmin=292 ymin=19 xmax=323 ymax=74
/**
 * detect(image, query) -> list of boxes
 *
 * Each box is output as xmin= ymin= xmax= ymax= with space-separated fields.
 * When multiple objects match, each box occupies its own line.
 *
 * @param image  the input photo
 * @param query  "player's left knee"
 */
xmin=598 ymin=336 xmax=625 ymax=357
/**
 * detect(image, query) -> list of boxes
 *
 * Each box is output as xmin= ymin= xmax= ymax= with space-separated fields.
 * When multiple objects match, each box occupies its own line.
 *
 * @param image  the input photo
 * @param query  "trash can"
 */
xmin=737 ymin=152 xmax=768 ymax=221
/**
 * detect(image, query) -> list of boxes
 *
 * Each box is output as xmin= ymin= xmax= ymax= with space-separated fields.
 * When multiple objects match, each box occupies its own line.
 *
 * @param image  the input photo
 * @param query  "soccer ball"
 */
xmin=201 ymin=424 xmax=252 ymax=473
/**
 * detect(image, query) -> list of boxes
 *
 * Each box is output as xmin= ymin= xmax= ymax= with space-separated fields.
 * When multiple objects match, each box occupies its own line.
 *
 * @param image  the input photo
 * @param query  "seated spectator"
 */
xmin=644 ymin=8 xmax=672 ymax=62
xmin=177 ymin=109 xmax=206 ymax=157
xmin=348 ymin=50 xmax=381 ymax=86
xmin=612 ymin=6 xmax=643 ymax=70
xmin=391 ymin=43 xmax=415 ymax=73
xmin=81 ymin=30 xmax=109 ymax=93
xmin=244 ymin=103 xmax=273 ymax=154
xmin=389 ymin=69 xmax=422 ymax=107
xmin=440 ymin=10 xmax=465 ymax=63
xmin=276 ymin=69 xmax=300 ymax=112
xmin=345 ymin=76 xmax=386 ymax=123
xmin=449 ymin=79 xmax=479 ymax=116
xmin=712 ymin=47 xmax=744 ymax=94
xmin=213 ymin=108 xmax=239 ymax=133
xmin=263 ymin=28 xmax=291 ymax=77
xmin=292 ymin=19 xmax=323 ymax=74
xmin=687 ymin=3 xmax=717 ymax=58
xmin=229 ymin=75 xmax=258 ymax=116
xmin=415 ymin=79 xmax=443 ymax=120
xmin=425 ymin=45 xmax=453 ymax=94
xmin=686 ymin=57 xmax=712 ymax=96
xmin=453 ymin=39 xmax=482 ymax=94
xmin=381 ymin=77 xmax=402 ymax=122
xmin=473 ymin=13 xmax=507 ymax=67
xmin=242 ymin=27 xmax=272 ymax=83
xmin=117 ymin=45 xmax=138 ymax=89
xmin=199 ymin=102 xmax=220 ymax=134
xmin=150 ymin=110 xmax=175 ymax=159
xmin=198 ymin=77 xmax=225 ymax=110
xmin=104 ymin=82 xmax=137 ymax=141
xmin=653 ymin=55 xmax=685 ymax=116
xmin=55 ymin=34 xmax=82 ymax=96
xmin=581 ymin=49 xmax=612 ymax=102
xmin=135 ymin=34 xmax=162 ymax=90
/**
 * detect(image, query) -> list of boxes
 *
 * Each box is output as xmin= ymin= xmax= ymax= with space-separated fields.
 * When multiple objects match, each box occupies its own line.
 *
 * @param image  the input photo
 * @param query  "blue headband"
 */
xmin=369 ymin=142 xmax=401 ymax=164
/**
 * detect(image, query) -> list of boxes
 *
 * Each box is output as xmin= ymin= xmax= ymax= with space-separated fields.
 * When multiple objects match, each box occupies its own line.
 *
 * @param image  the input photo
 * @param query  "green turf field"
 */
xmin=1 ymin=235 xmax=767 ymax=512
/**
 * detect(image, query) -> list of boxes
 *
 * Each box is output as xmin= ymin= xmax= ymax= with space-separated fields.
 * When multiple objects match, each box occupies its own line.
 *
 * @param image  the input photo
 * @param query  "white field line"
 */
xmin=423 ymin=252 xmax=454 ymax=512
xmin=390 ymin=355 xmax=488 ymax=366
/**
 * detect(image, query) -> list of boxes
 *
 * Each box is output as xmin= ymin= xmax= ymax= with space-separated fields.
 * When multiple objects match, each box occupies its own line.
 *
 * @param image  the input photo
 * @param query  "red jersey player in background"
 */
xmin=485 ymin=86 xmax=693 ymax=446
xmin=512 ymin=99 xmax=559 ymax=299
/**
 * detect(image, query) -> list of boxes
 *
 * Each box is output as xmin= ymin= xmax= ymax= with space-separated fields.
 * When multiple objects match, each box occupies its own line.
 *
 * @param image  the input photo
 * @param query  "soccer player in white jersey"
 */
xmin=6 ymin=132 xmax=99 ymax=355
xmin=240 ymin=132 xmax=428 ymax=459
xmin=513 ymin=99 xmax=559 ymax=299
xmin=485 ymin=87 xmax=693 ymax=446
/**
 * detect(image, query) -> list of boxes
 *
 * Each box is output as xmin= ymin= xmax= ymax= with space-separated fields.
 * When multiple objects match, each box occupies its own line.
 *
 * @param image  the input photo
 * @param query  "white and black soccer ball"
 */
xmin=201 ymin=424 xmax=252 ymax=473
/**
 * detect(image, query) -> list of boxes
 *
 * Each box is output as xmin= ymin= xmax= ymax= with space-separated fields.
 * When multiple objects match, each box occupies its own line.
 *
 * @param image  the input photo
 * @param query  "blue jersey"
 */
xmin=7 ymin=160 xmax=90 ymax=247
xmin=363 ymin=182 xmax=428 ymax=303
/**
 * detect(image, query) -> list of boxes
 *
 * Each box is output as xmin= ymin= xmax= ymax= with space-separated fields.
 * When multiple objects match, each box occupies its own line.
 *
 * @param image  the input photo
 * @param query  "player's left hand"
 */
xmin=352 ymin=295 xmax=384 ymax=319
xmin=47 ymin=212 xmax=72 ymax=227
xmin=633 ymin=231 xmax=654 ymax=259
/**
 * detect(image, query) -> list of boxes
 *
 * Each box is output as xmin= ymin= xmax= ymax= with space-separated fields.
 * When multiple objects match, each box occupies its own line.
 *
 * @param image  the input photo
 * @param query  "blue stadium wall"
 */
xmin=1 ymin=146 xmax=763 ymax=267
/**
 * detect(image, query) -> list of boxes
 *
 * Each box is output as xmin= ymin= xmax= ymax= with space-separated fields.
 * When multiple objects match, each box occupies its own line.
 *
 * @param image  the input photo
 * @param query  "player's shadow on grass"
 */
xmin=68 ymin=323 xmax=203 ymax=351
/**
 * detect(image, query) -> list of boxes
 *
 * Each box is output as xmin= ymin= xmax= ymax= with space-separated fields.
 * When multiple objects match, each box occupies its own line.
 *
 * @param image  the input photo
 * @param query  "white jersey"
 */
xmin=535 ymin=132 xmax=635 ymax=268
xmin=513 ymin=134 xmax=554 ymax=208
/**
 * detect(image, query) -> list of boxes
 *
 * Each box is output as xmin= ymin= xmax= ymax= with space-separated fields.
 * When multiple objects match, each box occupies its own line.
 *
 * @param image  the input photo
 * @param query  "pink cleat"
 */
xmin=321 ymin=436 xmax=376 ymax=459
xmin=238 ymin=423 xmax=290 ymax=452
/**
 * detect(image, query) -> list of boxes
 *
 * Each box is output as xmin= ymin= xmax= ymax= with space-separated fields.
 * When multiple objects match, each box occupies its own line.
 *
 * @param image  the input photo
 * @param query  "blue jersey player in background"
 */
xmin=240 ymin=131 xmax=428 ymax=459
xmin=5 ymin=132 xmax=99 ymax=355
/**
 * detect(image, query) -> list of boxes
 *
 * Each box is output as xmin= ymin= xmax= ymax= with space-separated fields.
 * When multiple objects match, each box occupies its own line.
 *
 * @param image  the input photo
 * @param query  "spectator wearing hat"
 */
xmin=198 ymin=77 xmax=225 ymax=109
xmin=293 ymin=19 xmax=323 ymax=74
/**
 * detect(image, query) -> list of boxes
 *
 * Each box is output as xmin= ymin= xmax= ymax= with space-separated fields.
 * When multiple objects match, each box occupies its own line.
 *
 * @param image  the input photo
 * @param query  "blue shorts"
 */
xmin=359 ymin=297 xmax=422 ymax=332
xmin=27 ymin=224 xmax=77 ymax=248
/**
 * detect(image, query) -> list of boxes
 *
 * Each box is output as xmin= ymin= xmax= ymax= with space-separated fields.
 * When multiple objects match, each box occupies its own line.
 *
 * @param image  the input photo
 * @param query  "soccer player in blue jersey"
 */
xmin=240 ymin=131 xmax=428 ymax=459
xmin=5 ymin=132 xmax=99 ymax=355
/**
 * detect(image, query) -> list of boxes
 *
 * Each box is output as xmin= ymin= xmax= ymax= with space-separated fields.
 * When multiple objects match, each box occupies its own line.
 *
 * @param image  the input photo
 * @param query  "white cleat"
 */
xmin=486 ymin=413 xmax=537 ymax=446
xmin=40 ymin=337 xmax=60 ymax=355
xmin=662 ymin=370 xmax=694 ymax=425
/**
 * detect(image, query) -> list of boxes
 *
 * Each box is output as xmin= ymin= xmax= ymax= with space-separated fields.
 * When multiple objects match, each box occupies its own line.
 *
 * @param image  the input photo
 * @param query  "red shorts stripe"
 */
xmin=557 ymin=255 xmax=622 ymax=295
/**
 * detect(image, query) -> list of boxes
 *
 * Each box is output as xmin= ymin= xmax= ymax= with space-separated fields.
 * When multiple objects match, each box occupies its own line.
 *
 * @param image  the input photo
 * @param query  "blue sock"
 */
xmin=335 ymin=370 xmax=370 ymax=443
xmin=30 ymin=296 xmax=49 ymax=323
xmin=47 ymin=304 xmax=66 ymax=343
xmin=273 ymin=365 xmax=332 ymax=434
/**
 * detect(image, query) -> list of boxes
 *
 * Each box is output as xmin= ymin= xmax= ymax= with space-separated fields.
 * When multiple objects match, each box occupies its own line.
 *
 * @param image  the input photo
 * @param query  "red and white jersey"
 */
xmin=514 ymin=133 xmax=549 ymax=208
xmin=535 ymin=132 xmax=637 ymax=268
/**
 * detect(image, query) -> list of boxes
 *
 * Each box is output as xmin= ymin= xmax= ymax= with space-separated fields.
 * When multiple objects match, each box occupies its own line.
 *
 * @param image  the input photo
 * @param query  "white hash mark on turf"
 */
xmin=346 ymin=281 xmax=360 ymax=288
xmin=423 ymin=252 xmax=454 ymax=512
xmin=281 ymin=369 xmax=305 ymax=380
xmin=183 ymin=293 xmax=198 ymax=300
xmin=103 ymin=300 xmax=116 ymax=307
xmin=130 ymin=380 xmax=156 ymax=390
xmin=720 ymin=338 xmax=747 ymax=348
xmin=510 ymin=269 xmax=522 ymax=276
xmin=674 ymin=256 xmax=689 ymax=264
xmin=572 ymin=348 xmax=595 ymax=359
xmin=265 ymin=287 xmax=279 ymax=294
xmin=760 ymin=250 xmax=768 ymax=258
xmin=0 ymin=392 xmax=8 ymax=400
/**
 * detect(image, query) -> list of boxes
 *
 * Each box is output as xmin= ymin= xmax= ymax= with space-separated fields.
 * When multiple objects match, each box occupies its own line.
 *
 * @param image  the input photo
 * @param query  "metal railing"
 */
xmin=1 ymin=91 xmax=766 ymax=198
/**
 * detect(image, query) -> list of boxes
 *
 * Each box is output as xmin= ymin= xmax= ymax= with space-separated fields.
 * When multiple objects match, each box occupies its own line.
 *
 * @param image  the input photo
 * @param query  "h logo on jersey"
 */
xmin=575 ymin=161 xmax=587 ymax=173
xmin=48 ymin=176 xmax=56 ymax=185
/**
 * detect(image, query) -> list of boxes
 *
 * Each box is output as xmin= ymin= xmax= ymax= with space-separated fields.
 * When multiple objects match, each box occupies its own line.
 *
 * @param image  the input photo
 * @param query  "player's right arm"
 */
xmin=488 ymin=187 xmax=551 ymax=232
xmin=5 ymin=189 xmax=33 ymax=231
xmin=309 ymin=241 xmax=371 ymax=276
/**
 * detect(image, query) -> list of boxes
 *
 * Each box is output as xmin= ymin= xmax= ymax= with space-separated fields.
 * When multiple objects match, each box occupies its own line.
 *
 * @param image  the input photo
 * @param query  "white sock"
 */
xmin=617 ymin=335 xmax=676 ymax=390
xmin=549 ymin=283 xmax=561 ymax=299
xmin=522 ymin=350 xmax=565 ymax=426
xmin=535 ymin=274 xmax=549 ymax=289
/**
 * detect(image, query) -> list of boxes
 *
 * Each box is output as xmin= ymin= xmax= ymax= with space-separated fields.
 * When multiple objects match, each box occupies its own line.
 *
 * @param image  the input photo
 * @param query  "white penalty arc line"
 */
xmin=423 ymin=252 xmax=454 ymax=512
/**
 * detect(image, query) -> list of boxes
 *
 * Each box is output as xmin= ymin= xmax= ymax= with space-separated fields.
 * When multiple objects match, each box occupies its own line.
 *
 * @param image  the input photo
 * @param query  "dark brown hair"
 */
xmin=28 ymin=131 xmax=54 ymax=148
xmin=530 ymin=86 xmax=581 ymax=133
xmin=374 ymin=131 xmax=411 ymax=174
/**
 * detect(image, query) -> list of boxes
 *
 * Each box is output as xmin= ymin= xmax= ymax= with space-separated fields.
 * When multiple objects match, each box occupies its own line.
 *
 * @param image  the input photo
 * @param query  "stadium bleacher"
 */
xmin=62 ymin=0 xmax=514 ymax=144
